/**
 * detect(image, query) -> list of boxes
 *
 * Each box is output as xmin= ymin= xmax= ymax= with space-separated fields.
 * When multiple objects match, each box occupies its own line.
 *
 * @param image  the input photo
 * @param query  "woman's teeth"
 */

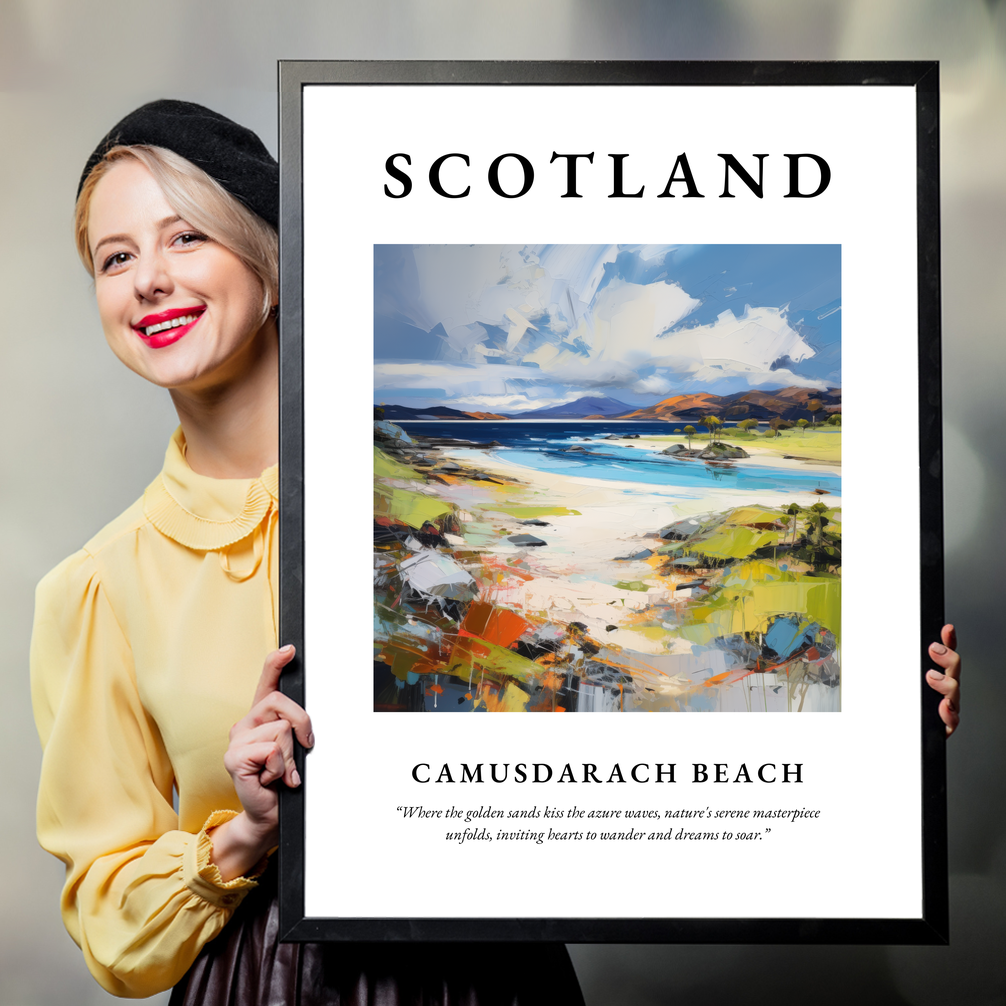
xmin=142 ymin=313 xmax=199 ymax=337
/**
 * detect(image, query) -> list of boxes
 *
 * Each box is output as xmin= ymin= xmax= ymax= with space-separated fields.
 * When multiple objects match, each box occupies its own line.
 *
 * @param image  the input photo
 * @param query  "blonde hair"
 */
xmin=75 ymin=145 xmax=278 ymax=323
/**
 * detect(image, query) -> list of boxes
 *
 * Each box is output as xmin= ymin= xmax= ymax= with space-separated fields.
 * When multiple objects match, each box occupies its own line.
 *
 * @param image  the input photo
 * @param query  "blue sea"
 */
xmin=397 ymin=421 xmax=841 ymax=495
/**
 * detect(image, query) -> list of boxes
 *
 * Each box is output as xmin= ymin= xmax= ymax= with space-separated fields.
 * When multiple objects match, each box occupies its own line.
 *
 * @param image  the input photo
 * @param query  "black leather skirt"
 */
xmin=169 ymin=869 xmax=585 ymax=1006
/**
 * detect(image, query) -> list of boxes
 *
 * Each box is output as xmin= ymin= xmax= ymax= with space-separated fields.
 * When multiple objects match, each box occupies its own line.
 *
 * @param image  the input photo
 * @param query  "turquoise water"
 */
xmin=399 ymin=421 xmax=841 ymax=495
xmin=498 ymin=442 xmax=841 ymax=493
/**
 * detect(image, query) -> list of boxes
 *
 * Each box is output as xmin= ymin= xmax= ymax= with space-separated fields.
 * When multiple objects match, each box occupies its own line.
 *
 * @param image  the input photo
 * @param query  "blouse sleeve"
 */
xmin=31 ymin=549 xmax=262 ymax=998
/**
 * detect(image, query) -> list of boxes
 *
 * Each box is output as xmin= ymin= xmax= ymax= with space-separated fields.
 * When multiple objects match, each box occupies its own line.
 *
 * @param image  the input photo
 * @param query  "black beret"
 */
xmin=78 ymin=99 xmax=278 ymax=228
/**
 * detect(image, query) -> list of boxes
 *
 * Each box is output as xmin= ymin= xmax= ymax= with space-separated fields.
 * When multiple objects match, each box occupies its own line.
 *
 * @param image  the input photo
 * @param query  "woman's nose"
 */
xmin=133 ymin=249 xmax=173 ymax=302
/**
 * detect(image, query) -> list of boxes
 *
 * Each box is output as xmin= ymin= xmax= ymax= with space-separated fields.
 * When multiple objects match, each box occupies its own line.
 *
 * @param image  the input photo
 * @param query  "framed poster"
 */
xmin=277 ymin=61 xmax=946 ymax=943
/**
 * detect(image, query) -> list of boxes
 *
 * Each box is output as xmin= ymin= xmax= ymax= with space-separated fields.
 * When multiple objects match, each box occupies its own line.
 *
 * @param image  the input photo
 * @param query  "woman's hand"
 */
xmin=209 ymin=645 xmax=314 ymax=881
xmin=926 ymin=624 xmax=961 ymax=738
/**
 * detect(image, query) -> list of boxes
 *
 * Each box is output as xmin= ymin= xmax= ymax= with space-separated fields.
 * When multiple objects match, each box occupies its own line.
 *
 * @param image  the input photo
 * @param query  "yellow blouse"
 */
xmin=31 ymin=428 xmax=279 ymax=998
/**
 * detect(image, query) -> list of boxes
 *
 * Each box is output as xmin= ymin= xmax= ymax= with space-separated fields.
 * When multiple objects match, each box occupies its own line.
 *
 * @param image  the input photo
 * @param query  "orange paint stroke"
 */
xmin=410 ymin=661 xmax=443 ymax=678
xmin=459 ymin=601 xmax=532 ymax=648
xmin=703 ymin=669 xmax=756 ymax=688
xmin=374 ymin=516 xmax=409 ymax=529
xmin=481 ymin=556 xmax=534 ymax=582
xmin=540 ymin=670 xmax=564 ymax=691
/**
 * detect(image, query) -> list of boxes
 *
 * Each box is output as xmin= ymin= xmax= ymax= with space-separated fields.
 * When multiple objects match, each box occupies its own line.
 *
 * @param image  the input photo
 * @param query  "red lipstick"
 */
xmin=132 ymin=306 xmax=206 ymax=349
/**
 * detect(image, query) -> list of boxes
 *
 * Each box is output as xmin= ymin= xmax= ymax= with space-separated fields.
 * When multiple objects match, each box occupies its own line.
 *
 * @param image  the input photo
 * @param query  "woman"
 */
xmin=31 ymin=100 xmax=586 ymax=1003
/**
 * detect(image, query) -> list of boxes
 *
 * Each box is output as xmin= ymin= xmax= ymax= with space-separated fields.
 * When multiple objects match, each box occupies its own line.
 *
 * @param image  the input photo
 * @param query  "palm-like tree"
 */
xmin=784 ymin=502 xmax=802 ymax=545
xmin=700 ymin=415 xmax=723 ymax=444
xmin=792 ymin=501 xmax=841 ymax=571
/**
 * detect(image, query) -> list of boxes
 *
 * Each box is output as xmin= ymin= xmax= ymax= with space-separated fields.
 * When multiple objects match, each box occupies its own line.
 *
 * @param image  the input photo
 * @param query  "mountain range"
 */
xmin=506 ymin=396 xmax=633 ymax=419
xmin=377 ymin=386 xmax=841 ymax=424
xmin=619 ymin=386 xmax=841 ymax=423
xmin=377 ymin=404 xmax=510 ymax=421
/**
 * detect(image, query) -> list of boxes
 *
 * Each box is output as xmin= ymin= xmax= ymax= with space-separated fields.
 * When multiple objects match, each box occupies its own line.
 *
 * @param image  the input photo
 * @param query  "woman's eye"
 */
xmin=173 ymin=231 xmax=208 ymax=248
xmin=101 ymin=251 xmax=132 ymax=273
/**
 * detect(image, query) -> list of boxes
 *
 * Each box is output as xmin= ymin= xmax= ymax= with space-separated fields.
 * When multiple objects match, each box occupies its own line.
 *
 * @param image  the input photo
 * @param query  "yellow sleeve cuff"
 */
xmin=182 ymin=810 xmax=269 ymax=909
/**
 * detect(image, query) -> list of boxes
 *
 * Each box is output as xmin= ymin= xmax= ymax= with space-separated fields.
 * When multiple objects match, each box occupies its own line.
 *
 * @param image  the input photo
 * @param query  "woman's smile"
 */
xmin=133 ymin=306 xmax=207 ymax=348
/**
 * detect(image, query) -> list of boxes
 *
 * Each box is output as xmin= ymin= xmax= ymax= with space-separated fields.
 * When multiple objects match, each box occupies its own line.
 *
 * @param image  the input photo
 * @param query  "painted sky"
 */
xmin=374 ymin=244 xmax=841 ymax=414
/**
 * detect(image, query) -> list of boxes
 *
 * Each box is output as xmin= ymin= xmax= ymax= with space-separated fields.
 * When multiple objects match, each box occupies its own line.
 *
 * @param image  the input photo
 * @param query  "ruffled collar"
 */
xmin=143 ymin=428 xmax=278 ymax=551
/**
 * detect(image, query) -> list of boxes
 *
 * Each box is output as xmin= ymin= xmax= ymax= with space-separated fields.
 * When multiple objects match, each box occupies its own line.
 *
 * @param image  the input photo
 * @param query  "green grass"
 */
xmin=494 ymin=504 xmax=582 ymax=518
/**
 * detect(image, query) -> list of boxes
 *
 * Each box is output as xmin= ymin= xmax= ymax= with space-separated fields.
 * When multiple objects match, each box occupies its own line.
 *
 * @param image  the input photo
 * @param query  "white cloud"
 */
xmin=632 ymin=373 xmax=674 ymax=395
xmin=523 ymin=286 xmax=817 ymax=389
xmin=449 ymin=391 xmax=584 ymax=413
xmin=520 ymin=278 xmax=702 ymax=387
xmin=653 ymin=305 xmax=815 ymax=376
xmin=520 ymin=280 xmax=817 ymax=390
xmin=742 ymin=369 xmax=829 ymax=391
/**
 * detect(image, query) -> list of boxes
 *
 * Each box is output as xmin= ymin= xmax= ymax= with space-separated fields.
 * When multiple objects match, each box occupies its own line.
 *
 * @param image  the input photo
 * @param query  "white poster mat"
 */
xmin=301 ymin=84 xmax=919 ymax=920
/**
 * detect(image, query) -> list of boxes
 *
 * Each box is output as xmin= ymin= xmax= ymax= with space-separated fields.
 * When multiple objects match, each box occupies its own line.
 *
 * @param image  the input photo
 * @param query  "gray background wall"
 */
xmin=1 ymin=2 xmax=1003 ymax=1003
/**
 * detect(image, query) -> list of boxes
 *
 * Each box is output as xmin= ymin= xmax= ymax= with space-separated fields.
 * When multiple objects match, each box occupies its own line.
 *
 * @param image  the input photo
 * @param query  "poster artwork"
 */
xmin=373 ymin=243 xmax=842 ymax=714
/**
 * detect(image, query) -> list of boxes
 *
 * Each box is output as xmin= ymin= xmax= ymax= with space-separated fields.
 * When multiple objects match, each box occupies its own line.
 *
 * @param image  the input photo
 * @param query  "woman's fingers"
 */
xmin=928 ymin=638 xmax=961 ymax=684
xmin=250 ymin=645 xmax=313 ymax=747
xmin=252 ymin=691 xmax=313 ymax=748
xmin=926 ymin=667 xmax=959 ymax=704
xmin=224 ymin=645 xmax=311 ymax=808
xmin=941 ymin=623 xmax=958 ymax=652
xmin=924 ymin=678 xmax=960 ymax=736
xmin=259 ymin=742 xmax=289 ymax=787
xmin=252 ymin=644 xmax=296 ymax=707
xmin=219 ymin=647 xmax=309 ymax=844
xmin=232 ymin=689 xmax=313 ymax=750
xmin=240 ymin=644 xmax=314 ymax=749
xmin=927 ymin=623 xmax=961 ymax=737
xmin=928 ymin=646 xmax=961 ymax=680
xmin=225 ymin=738 xmax=286 ymax=786
xmin=230 ymin=719 xmax=301 ymax=788
xmin=940 ymin=698 xmax=960 ymax=736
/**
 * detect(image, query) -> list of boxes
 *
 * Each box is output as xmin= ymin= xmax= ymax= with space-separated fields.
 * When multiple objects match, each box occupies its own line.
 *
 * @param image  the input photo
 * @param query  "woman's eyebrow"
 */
xmin=92 ymin=216 xmax=185 ymax=257
xmin=92 ymin=232 xmax=133 ymax=256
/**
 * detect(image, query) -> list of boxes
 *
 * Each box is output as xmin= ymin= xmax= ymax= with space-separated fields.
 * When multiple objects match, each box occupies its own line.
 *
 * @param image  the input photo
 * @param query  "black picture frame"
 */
xmin=277 ymin=60 xmax=945 ymax=944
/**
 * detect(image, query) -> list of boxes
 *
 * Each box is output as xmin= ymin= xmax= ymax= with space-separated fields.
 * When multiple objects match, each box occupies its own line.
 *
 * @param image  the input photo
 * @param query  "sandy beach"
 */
xmin=441 ymin=442 xmax=828 ymax=603
xmin=373 ymin=428 xmax=842 ymax=712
